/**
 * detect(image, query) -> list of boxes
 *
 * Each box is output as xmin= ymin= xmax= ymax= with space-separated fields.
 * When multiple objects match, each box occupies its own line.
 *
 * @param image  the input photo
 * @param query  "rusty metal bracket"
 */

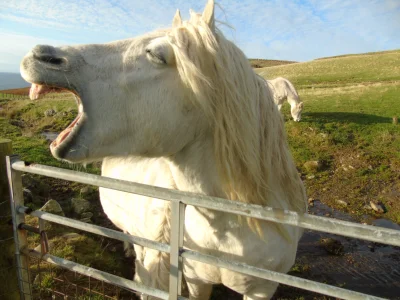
xmin=18 ymin=222 xmax=49 ymax=255
xmin=39 ymin=230 xmax=49 ymax=255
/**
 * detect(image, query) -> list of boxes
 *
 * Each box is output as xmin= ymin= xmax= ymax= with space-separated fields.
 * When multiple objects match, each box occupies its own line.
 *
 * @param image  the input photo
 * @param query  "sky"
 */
xmin=0 ymin=0 xmax=399 ymax=73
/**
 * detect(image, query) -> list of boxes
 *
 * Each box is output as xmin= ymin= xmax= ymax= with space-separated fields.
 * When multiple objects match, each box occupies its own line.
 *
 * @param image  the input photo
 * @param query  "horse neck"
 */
xmin=167 ymin=134 xmax=223 ymax=198
xmin=283 ymin=80 xmax=300 ymax=107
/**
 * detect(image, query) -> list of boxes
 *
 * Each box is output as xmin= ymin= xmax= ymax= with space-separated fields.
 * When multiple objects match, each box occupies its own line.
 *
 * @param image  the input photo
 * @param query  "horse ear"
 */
xmin=172 ymin=9 xmax=182 ymax=27
xmin=202 ymin=0 xmax=215 ymax=31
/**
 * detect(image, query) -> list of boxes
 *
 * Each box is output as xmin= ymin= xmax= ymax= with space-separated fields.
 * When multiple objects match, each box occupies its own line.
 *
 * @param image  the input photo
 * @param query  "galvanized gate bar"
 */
xmin=6 ymin=156 xmax=32 ymax=299
xmin=181 ymin=249 xmax=386 ymax=300
xmin=22 ymin=249 xmax=186 ymax=300
xmin=169 ymin=202 xmax=185 ymax=299
xmin=11 ymin=160 xmax=400 ymax=247
xmin=23 ymin=209 xmax=170 ymax=253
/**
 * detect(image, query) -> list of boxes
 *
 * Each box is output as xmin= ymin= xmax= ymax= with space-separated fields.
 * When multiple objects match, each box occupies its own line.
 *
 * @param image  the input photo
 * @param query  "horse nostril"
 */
xmin=35 ymin=55 xmax=64 ymax=65
xmin=32 ymin=45 xmax=65 ymax=65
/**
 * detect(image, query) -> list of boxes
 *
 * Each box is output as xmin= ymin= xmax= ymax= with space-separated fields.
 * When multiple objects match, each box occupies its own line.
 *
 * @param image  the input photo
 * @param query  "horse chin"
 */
xmin=50 ymin=111 xmax=87 ymax=162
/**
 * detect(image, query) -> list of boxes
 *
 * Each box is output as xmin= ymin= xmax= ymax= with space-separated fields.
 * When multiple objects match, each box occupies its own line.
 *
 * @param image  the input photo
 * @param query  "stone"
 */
xmin=44 ymin=109 xmax=56 ymax=117
xmin=80 ymin=186 xmax=97 ymax=199
xmin=22 ymin=174 xmax=50 ymax=196
xmin=303 ymin=160 xmax=321 ymax=173
xmin=9 ymin=119 xmax=24 ymax=127
xmin=80 ymin=186 xmax=91 ymax=195
xmin=23 ymin=188 xmax=33 ymax=203
xmin=33 ymin=274 xmax=40 ymax=286
xmin=80 ymin=217 xmax=92 ymax=223
xmin=40 ymin=199 xmax=64 ymax=216
xmin=318 ymin=133 xmax=328 ymax=139
xmin=81 ymin=212 xmax=93 ymax=219
xmin=370 ymin=201 xmax=384 ymax=213
xmin=71 ymin=198 xmax=91 ymax=215
xmin=306 ymin=174 xmax=315 ymax=180
xmin=335 ymin=199 xmax=348 ymax=206
xmin=62 ymin=233 xmax=81 ymax=240
xmin=319 ymin=238 xmax=344 ymax=256
xmin=364 ymin=204 xmax=373 ymax=211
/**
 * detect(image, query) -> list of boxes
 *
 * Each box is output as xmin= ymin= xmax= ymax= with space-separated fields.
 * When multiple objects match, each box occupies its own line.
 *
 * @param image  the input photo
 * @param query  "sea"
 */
xmin=0 ymin=72 xmax=30 ymax=90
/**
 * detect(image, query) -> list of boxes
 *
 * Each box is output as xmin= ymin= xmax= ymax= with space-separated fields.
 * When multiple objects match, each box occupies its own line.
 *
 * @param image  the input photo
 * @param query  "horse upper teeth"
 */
xmin=29 ymin=83 xmax=51 ymax=100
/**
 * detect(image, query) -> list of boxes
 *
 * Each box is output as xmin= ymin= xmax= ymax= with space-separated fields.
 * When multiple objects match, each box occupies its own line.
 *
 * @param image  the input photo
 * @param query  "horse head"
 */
xmin=20 ymin=4 xmax=219 ymax=163
xmin=291 ymin=102 xmax=304 ymax=122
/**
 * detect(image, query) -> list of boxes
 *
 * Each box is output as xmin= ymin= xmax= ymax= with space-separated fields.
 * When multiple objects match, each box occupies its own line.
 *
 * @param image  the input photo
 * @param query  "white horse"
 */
xmin=267 ymin=77 xmax=303 ymax=121
xmin=20 ymin=1 xmax=307 ymax=299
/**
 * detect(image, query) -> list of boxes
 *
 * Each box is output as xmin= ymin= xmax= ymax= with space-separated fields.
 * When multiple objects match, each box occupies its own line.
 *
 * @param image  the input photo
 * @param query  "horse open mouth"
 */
xmin=29 ymin=83 xmax=84 ymax=154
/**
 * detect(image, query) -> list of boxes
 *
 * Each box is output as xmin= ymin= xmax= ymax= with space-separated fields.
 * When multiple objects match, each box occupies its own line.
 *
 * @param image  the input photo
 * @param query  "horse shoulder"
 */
xmin=100 ymin=157 xmax=175 ymax=238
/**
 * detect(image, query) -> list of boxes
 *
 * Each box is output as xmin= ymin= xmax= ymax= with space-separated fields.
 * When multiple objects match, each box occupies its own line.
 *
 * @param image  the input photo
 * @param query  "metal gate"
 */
xmin=6 ymin=155 xmax=400 ymax=300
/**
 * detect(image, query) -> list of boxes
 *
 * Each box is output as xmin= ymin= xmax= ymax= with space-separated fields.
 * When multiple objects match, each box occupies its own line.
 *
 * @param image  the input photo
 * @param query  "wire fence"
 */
xmin=4 ymin=155 xmax=400 ymax=299
xmin=29 ymin=255 xmax=138 ymax=299
xmin=0 ymin=93 xmax=27 ymax=100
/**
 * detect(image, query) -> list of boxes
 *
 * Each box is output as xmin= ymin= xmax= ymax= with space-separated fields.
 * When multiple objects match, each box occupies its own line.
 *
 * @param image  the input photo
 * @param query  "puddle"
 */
xmin=372 ymin=218 xmax=400 ymax=230
xmin=41 ymin=132 xmax=59 ymax=142
xmin=211 ymin=201 xmax=400 ymax=299
xmin=293 ymin=200 xmax=400 ymax=299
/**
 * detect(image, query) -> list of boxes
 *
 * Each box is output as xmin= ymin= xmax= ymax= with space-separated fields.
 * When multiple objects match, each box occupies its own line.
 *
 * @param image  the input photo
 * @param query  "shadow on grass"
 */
xmin=303 ymin=112 xmax=392 ymax=124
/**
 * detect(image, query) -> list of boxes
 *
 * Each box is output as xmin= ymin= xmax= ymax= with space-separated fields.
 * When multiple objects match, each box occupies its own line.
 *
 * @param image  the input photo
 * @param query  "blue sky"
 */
xmin=0 ymin=0 xmax=399 ymax=73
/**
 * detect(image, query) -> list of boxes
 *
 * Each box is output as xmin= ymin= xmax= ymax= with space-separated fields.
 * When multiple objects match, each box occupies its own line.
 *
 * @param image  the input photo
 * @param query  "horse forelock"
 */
xmin=167 ymin=13 xmax=306 ymax=234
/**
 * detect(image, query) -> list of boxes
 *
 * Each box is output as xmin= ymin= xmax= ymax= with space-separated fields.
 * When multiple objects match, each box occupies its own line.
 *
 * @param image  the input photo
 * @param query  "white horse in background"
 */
xmin=267 ymin=77 xmax=303 ymax=121
xmin=20 ymin=1 xmax=307 ymax=299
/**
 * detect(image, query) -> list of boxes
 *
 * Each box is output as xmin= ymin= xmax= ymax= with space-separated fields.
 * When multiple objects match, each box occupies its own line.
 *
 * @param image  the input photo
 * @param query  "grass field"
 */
xmin=257 ymin=49 xmax=400 ymax=86
xmin=257 ymin=49 xmax=400 ymax=223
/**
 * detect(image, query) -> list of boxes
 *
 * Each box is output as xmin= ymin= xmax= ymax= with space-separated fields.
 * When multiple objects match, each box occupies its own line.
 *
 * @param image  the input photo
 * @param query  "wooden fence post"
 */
xmin=0 ymin=139 xmax=20 ymax=300
xmin=0 ymin=139 xmax=12 ymax=196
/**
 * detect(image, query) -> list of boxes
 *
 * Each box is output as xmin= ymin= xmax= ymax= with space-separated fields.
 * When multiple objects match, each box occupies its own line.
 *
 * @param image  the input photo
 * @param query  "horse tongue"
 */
xmin=29 ymin=83 xmax=51 ymax=100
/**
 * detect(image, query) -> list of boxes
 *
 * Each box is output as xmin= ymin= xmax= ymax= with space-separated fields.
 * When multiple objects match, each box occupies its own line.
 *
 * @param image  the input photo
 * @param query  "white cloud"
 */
xmin=0 ymin=0 xmax=399 ymax=72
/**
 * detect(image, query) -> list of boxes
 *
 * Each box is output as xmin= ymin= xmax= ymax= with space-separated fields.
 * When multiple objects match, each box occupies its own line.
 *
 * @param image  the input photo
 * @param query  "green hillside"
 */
xmin=257 ymin=50 xmax=400 ymax=223
xmin=257 ymin=49 xmax=400 ymax=87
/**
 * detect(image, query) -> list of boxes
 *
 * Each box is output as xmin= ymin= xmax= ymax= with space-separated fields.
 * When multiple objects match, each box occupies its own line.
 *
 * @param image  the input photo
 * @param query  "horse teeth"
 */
xmin=29 ymin=83 xmax=52 ymax=100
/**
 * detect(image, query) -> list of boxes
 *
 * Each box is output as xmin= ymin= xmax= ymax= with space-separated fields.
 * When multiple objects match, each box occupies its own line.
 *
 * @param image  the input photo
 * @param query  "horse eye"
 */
xmin=146 ymin=48 xmax=166 ymax=64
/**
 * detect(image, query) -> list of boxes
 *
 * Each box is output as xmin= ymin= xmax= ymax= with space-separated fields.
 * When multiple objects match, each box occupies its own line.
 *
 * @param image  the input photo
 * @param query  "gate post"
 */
xmin=169 ymin=201 xmax=185 ymax=299
xmin=6 ymin=155 xmax=32 ymax=300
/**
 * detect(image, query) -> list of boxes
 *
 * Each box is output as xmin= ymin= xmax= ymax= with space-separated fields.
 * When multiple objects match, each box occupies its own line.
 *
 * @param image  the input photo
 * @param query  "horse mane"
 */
xmin=167 ymin=12 xmax=306 ymax=234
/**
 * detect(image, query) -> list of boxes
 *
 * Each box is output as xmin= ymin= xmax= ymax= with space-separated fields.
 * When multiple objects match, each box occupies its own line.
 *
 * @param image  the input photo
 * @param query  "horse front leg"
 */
xmin=185 ymin=279 xmax=213 ymax=300
xmin=133 ymin=245 xmax=170 ymax=300
xmin=242 ymin=281 xmax=278 ymax=300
